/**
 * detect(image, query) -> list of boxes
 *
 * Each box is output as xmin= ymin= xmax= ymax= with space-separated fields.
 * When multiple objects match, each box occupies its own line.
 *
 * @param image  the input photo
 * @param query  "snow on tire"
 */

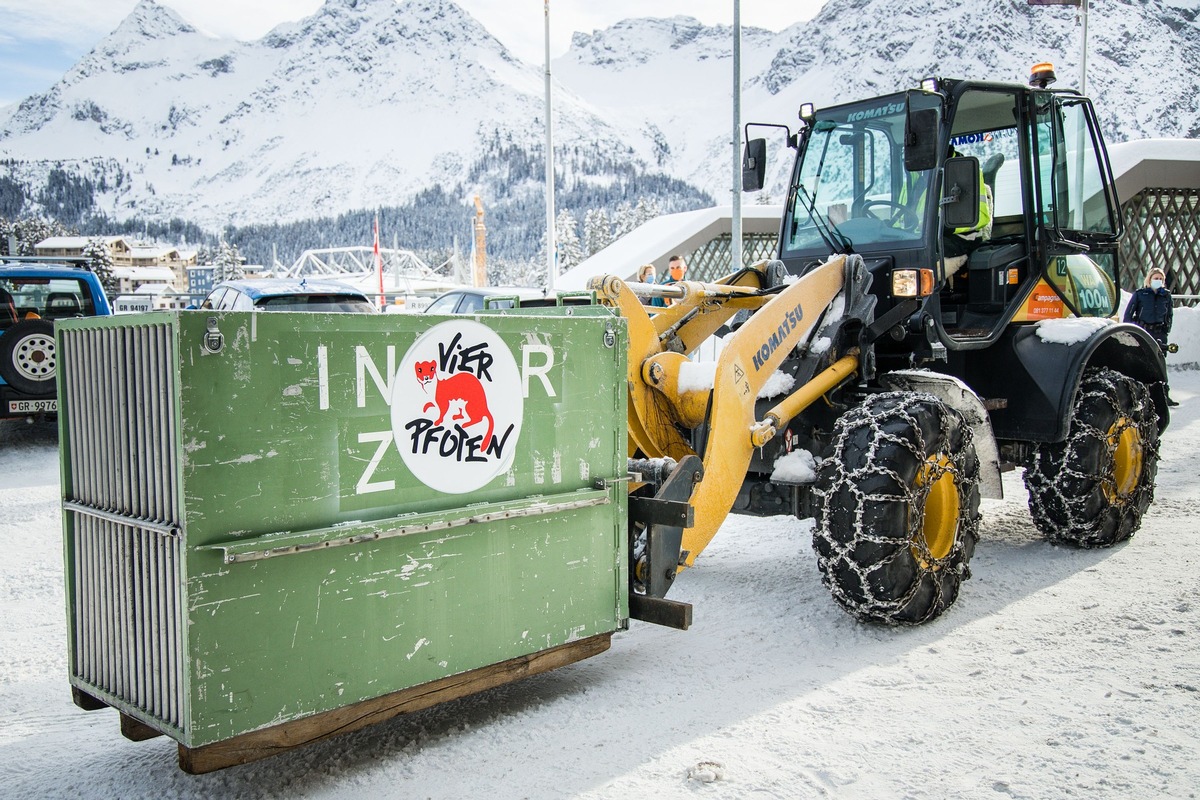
xmin=1024 ymin=366 xmax=1159 ymax=548
xmin=812 ymin=391 xmax=981 ymax=625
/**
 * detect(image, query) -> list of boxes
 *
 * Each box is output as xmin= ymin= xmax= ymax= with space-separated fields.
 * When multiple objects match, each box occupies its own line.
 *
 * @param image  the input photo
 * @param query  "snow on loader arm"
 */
xmin=589 ymin=254 xmax=860 ymax=628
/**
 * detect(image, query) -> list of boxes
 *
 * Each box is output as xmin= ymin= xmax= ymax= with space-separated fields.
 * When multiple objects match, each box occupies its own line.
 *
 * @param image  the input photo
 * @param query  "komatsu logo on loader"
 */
xmin=751 ymin=301 xmax=805 ymax=371
xmin=844 ymin=101 xmax=905 ymax=122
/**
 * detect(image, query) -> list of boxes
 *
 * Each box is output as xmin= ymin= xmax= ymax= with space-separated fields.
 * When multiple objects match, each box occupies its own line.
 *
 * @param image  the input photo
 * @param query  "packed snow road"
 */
xmin=2 ymin=374 xmax=1198 ymax=799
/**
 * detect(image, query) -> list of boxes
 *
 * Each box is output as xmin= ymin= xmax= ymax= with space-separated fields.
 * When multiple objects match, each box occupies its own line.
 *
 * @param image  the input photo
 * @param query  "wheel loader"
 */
xmin=52 ymin=65 xmax=1170 ymax=771
xmin=600 ymin=64 xmax=1170 ymax=627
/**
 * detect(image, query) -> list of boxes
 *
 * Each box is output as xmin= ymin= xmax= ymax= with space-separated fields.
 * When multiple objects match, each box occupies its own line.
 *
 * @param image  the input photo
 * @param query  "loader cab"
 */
xmin=765 ymin=73 xmax=1123 ymax=359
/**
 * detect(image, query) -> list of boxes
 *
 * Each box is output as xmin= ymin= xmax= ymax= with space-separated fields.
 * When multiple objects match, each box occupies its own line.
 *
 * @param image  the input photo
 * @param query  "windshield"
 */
xmin=784 ymin=97 xmax=930 ymax=254
xmin=0 ymin=276 xmax=97 ymax=324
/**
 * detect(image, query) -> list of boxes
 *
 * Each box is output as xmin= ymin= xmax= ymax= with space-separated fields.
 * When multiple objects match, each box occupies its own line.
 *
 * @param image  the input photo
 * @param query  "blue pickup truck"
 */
xmin=0 ymin=261 xmax=112 ymax=420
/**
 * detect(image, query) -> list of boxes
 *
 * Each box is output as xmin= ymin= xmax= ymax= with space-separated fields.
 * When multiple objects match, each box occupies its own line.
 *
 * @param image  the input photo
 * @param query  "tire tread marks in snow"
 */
xmin=1024 ymin=366 xmax=1159 ymax=548
xmin=813 ymin=392 xmax=981 ymax=625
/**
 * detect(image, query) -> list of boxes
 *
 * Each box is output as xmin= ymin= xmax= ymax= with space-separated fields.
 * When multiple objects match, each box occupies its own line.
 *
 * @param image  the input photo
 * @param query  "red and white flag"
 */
xmin=374 ymin=213 xmax=384 ymax=309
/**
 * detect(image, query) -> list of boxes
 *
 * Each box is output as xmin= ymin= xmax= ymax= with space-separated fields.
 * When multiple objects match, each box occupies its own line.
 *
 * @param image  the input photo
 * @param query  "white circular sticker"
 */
xmin=391 ymin=320 xmax=523 ymax=494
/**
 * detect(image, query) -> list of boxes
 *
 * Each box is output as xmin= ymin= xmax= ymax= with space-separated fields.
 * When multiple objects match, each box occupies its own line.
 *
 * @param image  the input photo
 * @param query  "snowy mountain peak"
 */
xmin=262 ymin=0 xmax=508 ymax=63
xmin=395 ymin=0 xmax=516 ymax=62
xmin=567 ymin=16 xmax=773 ymax=69
xmin=113 ymin=0 xmax=198 ymax=42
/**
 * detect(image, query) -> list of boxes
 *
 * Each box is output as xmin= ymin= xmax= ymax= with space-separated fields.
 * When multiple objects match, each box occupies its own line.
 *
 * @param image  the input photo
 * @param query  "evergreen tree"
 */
xmin=583 ymin=208 xmax=612 ymax=256
xmin=611 ymin=202 xmax=638 ymax=239
xmin=633 ymin=197 xmax=660 ymax=227
xmin=212 ymin=241 xmax=245 ymax=283
xmin=488 ymin=256 xmax=545 ymax=289
xmin=0 ymin=175 xmax=25 ymax=219
xmin=81 ymin=237 xmax=117 ymax=296
xmin=0 ymin=216 xmax=75 ymax=256
xmin=545 ymin=209 xmax=583 ymax=271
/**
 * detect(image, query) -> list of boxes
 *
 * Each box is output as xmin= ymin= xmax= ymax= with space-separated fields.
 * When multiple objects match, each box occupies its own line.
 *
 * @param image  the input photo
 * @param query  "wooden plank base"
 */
xmin=72 ymin=686 xmax=108 ymax=711
xmin=121 ymin=712 xmax=165 ymax=742
xmin=177 ymin=632 xmax=612 ymax=774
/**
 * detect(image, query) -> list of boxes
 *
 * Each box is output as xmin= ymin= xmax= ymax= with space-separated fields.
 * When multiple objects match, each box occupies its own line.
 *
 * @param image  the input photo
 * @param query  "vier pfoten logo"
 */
xmin=391 ymin=320 xmax=523 ymax=494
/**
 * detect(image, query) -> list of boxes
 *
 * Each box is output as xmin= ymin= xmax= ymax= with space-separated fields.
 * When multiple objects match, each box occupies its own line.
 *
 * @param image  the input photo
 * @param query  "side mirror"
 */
xmin=904 ymin=107 xmax=939 ymax=172
xmin=942 ymin=156 xmax=981 ymax=230
xmin=742 ymin=138 xmax=767 ymax=192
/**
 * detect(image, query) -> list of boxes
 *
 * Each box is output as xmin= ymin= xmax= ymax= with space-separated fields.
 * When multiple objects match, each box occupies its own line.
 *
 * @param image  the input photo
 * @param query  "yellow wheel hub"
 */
xmin=914 ymin=455 xmax=959 ymax=566
xmin=1104 ymin=417 xmax=1143 ymax=504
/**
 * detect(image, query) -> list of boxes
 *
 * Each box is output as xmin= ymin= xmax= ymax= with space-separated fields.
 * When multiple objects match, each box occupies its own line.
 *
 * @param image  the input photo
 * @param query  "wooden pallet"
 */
xmin=76 ymin=633 xmax=612 ymax=774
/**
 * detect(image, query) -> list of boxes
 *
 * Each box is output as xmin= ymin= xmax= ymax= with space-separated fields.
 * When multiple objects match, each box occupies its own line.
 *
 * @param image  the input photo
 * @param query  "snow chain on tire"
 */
xmin=812 ymin=392 xmax=981 ymax=625
xmin=1024 ymin=366 xmax=1160 ymax=548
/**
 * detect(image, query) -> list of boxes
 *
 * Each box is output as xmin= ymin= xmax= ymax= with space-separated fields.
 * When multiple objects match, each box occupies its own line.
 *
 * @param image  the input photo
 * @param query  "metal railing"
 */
xmin=1120 ymin=188 xmax=1200 ymax=294
xmin=686 ymin=233 xmax=778 ymax=282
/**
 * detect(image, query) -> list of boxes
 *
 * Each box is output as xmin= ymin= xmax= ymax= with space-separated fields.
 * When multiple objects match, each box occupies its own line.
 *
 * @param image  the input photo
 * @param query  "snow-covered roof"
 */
xmin=557 ymin=205 xmax=783 ymax=291
xmin=132 ymin=283 xmax=181 ymax=296
xmin=1108 ymin=138 xmax=1200 ymax=203
xmin=111 ymin=266 xmax=176 ymax=281
xmin=128 ymin=244 xmax=182 ymax=259
xmin=34 ymin=236 xmax=128 ymax=249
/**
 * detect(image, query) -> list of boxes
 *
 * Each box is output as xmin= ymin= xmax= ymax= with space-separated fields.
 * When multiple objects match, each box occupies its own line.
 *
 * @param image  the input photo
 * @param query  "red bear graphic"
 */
xmin=414 ymin=360 xmax=495 ymax=449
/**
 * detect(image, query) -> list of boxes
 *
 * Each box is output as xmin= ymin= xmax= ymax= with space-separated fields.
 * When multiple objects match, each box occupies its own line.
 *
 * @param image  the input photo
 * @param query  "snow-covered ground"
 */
xmin=3 ymin=346 xmax=1199 ymax=799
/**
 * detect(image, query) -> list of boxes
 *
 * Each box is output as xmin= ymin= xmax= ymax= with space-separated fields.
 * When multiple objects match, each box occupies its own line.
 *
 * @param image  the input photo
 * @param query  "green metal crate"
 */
xmin=56 ymin=309 xmax=628 ymax=759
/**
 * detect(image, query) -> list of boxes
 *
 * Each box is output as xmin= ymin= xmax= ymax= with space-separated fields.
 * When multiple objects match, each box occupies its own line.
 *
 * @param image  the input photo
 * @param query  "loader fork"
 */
xmin=592 ymin=255 xmax=859 ymax=615
xmin=627 ymin=455 xmax=703 ymax=630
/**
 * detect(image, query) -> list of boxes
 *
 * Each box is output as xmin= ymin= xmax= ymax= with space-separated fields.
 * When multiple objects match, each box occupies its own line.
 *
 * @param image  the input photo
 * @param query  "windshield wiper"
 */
xmin=797 ymin=183 xmax=854 ymax=255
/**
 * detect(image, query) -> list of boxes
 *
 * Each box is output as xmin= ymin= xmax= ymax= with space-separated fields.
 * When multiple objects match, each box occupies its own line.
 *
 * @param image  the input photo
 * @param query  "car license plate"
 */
xmin=7 ymin=399 xmax=57 ymax=413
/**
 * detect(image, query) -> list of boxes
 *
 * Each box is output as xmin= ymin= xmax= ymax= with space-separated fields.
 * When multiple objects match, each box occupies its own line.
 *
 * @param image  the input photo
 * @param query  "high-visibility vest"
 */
xmin=903 ymin=157 xmax=992 ymax=239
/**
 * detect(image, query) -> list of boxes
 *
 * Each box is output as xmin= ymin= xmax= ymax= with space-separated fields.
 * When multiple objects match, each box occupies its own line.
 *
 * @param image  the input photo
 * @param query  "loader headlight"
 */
xmin=892 ymin=268 xmax=934 ymax=298
xmin=799 ymin=103 xmax=815 ymax=122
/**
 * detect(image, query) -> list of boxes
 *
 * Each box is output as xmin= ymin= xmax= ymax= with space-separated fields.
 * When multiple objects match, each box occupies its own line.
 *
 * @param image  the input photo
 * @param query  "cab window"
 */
xmin=784 ymin=98 xmax=928 ymax=254
xmin=948 ymin=90 xmax=1026 ymax=225
xmin=1034 ymin=98 xmax=1118 ymax=236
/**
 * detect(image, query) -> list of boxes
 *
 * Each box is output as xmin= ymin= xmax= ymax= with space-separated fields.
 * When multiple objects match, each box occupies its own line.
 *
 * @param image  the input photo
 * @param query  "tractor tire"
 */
xmin=0 ymin=319 xmax=57 ymax=395
xmin=813 ymin=392 xmax=981 ymax=625
xmin=1024 ymin=367 xmax=1159 ymax=548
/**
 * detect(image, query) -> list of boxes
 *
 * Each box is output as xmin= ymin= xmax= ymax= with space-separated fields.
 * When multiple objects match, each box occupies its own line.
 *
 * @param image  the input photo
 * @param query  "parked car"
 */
xmin=0 ymin=261 xmax=112 ymax=420
xmin=201 ymin=278 xmax=377 ymax=313
xmin=423 ymin=287 xmax=550 ymax=314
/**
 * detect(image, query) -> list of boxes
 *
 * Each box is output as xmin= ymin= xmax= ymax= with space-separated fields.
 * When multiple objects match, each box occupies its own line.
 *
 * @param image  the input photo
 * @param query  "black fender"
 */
xmin=958 ymin=321 xmax=1169 ymax=443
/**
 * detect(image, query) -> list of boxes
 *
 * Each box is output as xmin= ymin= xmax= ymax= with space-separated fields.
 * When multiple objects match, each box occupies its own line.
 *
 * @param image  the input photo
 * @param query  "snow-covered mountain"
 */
xmin=0 ymin=0 xmax=648 ymax=230
xmin=562 ymin=0 xmax=1200 ymax=199
xmin=0 ymin=0 xmax=1197 ymax=247
xmin=753 ymin=0 xmax=1200 ymax=141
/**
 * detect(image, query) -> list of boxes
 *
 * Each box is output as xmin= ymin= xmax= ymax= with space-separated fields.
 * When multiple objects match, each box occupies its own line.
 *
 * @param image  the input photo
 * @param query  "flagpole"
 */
xmin=374 ymin=213 xmax=384 ymax=310
xmin=1079 ymin=0 xmax=1089 ymax=94
xmin=544 ymin=0 xmax=556 ymax=292
xmin=731 ymin=0 xmax=743 ymax=273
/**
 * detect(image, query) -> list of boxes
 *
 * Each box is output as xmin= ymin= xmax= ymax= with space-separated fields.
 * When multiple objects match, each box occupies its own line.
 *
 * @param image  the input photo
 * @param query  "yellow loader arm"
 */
xmin=591 ymin=255 xmax=856 ymax=568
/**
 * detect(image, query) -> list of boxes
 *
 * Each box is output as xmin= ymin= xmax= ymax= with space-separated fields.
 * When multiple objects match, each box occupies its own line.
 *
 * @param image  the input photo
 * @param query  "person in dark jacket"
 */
xmin=1124 ymin=267 xmax=1178 ymax=405
xmin=649 ymin=255 xmax=687 ymax=309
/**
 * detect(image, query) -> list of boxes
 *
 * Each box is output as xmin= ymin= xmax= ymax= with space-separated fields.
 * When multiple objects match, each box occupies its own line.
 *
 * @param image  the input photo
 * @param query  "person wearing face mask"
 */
xmin=649 ymin=255 xmax=687 ymax=308
xmin=1124 ymin=267 xmax=1178 ymax=406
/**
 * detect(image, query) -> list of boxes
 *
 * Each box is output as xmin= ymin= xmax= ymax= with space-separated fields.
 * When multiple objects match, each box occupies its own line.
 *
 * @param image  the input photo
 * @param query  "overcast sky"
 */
xmin=0 ymin=0 xmax=826 ymax=107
